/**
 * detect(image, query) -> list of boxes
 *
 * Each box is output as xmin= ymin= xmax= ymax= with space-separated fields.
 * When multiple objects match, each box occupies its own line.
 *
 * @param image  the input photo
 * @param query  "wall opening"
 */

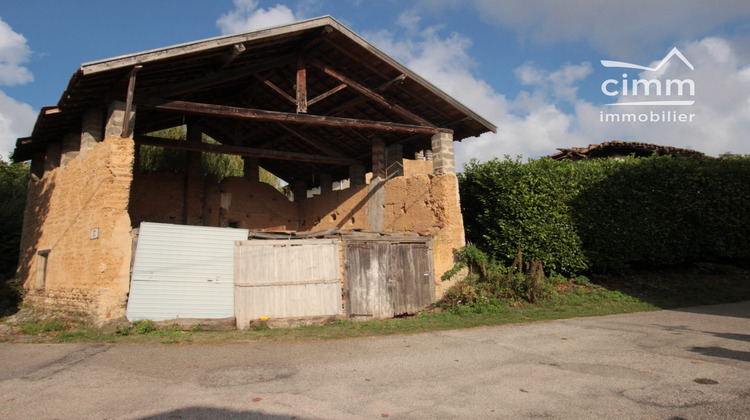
xmin=35 ymin=249 xmax=51 ymax=291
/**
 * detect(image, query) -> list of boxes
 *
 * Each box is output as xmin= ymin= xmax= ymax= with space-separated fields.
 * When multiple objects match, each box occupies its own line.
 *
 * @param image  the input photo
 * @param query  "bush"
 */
xmin=459 ymin=155 xmax=750 ymax=274
xmin=439 ymin=246 xmax=555 ymax=307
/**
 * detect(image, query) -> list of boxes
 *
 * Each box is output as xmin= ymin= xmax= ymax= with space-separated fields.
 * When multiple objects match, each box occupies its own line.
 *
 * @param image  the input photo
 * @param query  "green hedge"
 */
xmin=458 ymin=155 xmax=750 ymax=274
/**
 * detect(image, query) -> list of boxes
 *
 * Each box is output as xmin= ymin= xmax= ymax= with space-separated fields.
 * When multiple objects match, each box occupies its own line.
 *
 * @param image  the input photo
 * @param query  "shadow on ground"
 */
xmin=139 ymin=407 xmax=305 ymax=420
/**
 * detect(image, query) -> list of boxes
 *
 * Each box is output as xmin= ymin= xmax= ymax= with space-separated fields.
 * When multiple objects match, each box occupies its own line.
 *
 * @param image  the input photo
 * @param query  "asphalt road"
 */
xmin=1 ymin=302 xmax=749 ymax=419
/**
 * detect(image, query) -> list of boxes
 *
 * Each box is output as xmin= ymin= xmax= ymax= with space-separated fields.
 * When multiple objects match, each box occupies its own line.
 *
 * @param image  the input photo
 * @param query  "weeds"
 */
xmin=18 ymin=318 xmax=69 ymax=335
xmin=440 ymin=245 xmax=556 ymax=308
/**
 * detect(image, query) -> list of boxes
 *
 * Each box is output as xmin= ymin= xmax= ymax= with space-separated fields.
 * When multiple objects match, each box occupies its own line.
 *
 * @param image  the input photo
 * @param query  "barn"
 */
xmin=13 ymin=16 xmax=495 ymax=326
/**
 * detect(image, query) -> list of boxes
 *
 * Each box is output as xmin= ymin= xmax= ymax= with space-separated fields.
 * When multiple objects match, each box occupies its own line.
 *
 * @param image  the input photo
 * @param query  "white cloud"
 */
xmin=0 ymin=17 xmax=33 ymax=86
xmin=424 ymin=0 xmax=750 ymax=57
xmin=369 ymin=21 xmax=750 ymax=168
xmin=216 ymin=0 xmax=297 ymax=35
xmin=396 ymin=9 xmax=422 ymax=32
xmin=515 ymin=62 xmax=592 ymax=103
xmin=0 ymin=17 xmax=35 ymax=160
xmin=589 ymin=37 xmax=750 ymax=156
xmin=0 ymin=90 xmax=36 ymax=159
xmin=367 ymin=25 xmax=590 ymax=166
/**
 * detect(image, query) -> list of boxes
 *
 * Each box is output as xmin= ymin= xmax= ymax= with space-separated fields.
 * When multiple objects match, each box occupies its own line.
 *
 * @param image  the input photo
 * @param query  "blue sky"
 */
xmin=2 ymin=0 xmax=750 ymax=167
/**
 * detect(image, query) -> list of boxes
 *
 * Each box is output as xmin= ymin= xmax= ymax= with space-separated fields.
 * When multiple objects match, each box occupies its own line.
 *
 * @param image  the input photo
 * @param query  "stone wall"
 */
xmin=384 ymin=173 xmax=466 ymax=296
xmin=299 ymin=185 xmax=369 ymax=231
xmin=25 ymin=151 xmax=463 ymax=322
xmin=18 ymin=136 xmax=135 ymax=323
xmin=299 ymin=167 xmax=465 ymax=297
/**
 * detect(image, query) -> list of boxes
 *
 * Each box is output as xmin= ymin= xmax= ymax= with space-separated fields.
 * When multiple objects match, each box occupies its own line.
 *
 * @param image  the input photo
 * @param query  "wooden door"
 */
xmin=344 ymin=241 xmax=393 ymax=319
xmin=344 ymin=239 xmax=435 ymax=320
xmin=389 ymin=242 xmax=435 ymax=315
xmin=234 ymin=238 xmax=342 ymax=328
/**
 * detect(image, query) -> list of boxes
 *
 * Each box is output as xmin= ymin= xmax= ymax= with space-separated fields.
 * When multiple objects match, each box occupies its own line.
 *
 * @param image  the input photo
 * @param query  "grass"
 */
xmin=2 ymin=263 xmax=749 ymax=345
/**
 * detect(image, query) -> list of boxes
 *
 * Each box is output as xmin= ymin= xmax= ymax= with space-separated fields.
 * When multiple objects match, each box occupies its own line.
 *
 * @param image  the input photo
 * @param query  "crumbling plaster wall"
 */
xmin=19 ymin=136 xmax=135 ymax=322
xmin=129 ymin=158 xmax=465 ymax=300
xmin=301 ymin=161 xmax=464 ymax=298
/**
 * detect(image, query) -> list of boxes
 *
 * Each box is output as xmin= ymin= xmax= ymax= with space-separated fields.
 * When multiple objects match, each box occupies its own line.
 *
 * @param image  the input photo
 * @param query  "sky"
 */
xmin=1 ymin=0 xmax=750 ymax=169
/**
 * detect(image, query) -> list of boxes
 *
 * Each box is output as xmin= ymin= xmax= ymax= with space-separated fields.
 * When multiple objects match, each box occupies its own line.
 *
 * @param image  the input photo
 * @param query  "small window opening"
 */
xmin=227 ymin=220 xmax=240 ymax=229
xmin=35 ymin=249 xmax=51 ymax=291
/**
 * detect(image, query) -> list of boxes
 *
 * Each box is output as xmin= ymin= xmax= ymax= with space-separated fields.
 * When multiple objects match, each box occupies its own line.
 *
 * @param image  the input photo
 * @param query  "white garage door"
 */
xmin=126 ymin=222 xmax=249 ymax=321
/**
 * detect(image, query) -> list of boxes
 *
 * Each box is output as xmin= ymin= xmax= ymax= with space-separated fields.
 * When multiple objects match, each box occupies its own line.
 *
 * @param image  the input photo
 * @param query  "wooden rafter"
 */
xmin=134 ymin=134 xmax=359 ymax=166
xmin=308 ymin=83 xmax=347 ymax=106
xmin=277 ymin=124 xmax=348 ymax=158
xmin=254 ymin=73 xmax=297 ymax=105
xmin=309 ymin=58 xmax=435 ymax=127
xmin=121 ymin=65 xmax=142 ymax=138
xmin=218 ymin=43 xmax=246 ymax=68
xmin=323 ymin=74 xmax=404 ymax=117
xmin=137 ymin=98 xmax=452 ymax=135
xmin=140 ymin=53 xmax=297 ymax=99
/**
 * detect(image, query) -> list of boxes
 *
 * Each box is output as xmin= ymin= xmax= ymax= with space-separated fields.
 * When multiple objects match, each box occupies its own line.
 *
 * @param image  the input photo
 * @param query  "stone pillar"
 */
xmin=30 ymin=152 xmax=45 ymax=180
xmin=60 ymin=133 xmax=80 ymax=168
xmin=368 ymin=139 xmax=386 ymax=232
xmin=349 ymin=164 xmax=366 ymax=187
xmin=44 ymin=142 xmax=61 ymax=175
xmin=243 ymin=157 xmax=259 ymax=182
xmin=387 ymin=143 xmax=404 ymax=178
xmin=184 ymin=124 xmax=204 ymax=225
xmin=431 ymin=132 xmax=455 ymax=174
xmin=292 ymin=180 xmax=308 ymax=202
xmin=371 ymin=138 xmax=386 ymax=180
xmin=319 ymin=173 xmax=333 ymax=195
xmin=414 ymin=150 xmax=424 ymax=160
xmin=81 ymin=108 xmax=103 ymax=156
xmin=425 ymin=149 xmax=433 ymax=161
xmin=105 ymin=101 xmax=136 ymax=139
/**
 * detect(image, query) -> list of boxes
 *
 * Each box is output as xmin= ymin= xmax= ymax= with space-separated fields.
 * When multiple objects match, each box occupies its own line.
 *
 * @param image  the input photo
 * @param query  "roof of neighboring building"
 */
xmin=14 ymin=16 xmax=496 ymax=182
xmin=546 ymin=141 xmax=705 ymax=161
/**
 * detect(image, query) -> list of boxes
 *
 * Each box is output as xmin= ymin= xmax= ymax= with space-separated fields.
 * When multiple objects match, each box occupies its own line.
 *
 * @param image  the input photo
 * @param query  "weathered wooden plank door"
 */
xmin=344 ymin=241 xmax=393 ymax=319
xmin=234 ymin=238 xmax=342 ymax=328
xmin=344 ymin=239 xmax=435 ymax=320
xmin=389 ymin=242 xmax=435 ymax=315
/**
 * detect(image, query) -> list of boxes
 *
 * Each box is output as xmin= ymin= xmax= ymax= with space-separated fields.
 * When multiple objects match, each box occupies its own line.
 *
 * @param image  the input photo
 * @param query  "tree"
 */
xmin=0 ymin=158 xmax=29 ymax=314
xmin=138 ymin=126 xmax=281 ymax=188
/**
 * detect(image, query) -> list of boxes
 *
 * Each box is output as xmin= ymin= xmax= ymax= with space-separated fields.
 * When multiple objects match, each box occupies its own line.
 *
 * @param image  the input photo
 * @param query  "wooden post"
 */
xmin=296 ymin=57 xmax=307 ymax=113
xmin=121 ymin=65 xmax=142 ymax=138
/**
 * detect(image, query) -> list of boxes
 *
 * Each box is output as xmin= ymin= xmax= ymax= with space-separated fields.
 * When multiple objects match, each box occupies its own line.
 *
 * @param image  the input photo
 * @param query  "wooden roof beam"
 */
xmin=322 ymin=74 xmax=404 ymax=117
xmin=141 ymin=53 xmax=297 ymax=99
xmin=307 ymin=83 xmax=347 ymax=107
xmin=254 ymin=73 xmax=297 ymax=106
xmin=137 ymin=98 xmax=452 ymax=135
xmin=134 ymin=134 xmax=359 ymax=166
xmin=218 ymin=43 xmax=246 ymax=68
xmin=277 ymin=123 xmax=350 ymax=158
xmin=309 ymin=58 xmax=435 ymax=128
xmin=121 ymin=65 xmax=142 ymax=138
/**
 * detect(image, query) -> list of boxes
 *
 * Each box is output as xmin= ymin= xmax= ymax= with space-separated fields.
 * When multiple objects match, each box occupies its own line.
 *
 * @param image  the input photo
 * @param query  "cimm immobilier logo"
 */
xmin=600 ymin=47 xmax=696 ymax=123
